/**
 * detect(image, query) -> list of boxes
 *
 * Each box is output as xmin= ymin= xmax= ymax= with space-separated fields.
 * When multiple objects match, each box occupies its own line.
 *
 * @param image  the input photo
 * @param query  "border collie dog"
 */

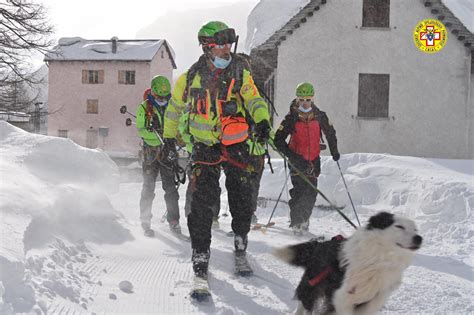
xmin=275 ymin=212 xmax=422 ymax=315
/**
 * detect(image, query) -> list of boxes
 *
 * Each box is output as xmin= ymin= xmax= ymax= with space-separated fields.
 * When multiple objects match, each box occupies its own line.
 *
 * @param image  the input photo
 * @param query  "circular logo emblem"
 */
xmin=413 ymin=19 xmax=447 ymax=54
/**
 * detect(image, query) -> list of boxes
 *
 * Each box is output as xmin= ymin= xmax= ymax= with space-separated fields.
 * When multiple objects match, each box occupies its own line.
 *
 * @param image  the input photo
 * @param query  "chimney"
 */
xmin=111 ymin=36 xmax=118 ymax=53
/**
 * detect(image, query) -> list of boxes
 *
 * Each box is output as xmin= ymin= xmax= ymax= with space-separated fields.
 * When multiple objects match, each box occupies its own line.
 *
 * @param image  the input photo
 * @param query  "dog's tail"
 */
xmin=273 ymin=241 xmax=322 ymax=267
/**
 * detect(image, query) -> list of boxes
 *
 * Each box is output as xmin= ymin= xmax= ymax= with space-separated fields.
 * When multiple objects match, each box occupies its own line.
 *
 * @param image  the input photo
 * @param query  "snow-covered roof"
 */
xmin=245 ymin=0 xmax=310 ymax=51
xmin=44 ymin=37 xmax=177 ymax=68
xmin=442 ymin=0 xmax=473 ymax=33
xmin=247 ymin=0 xmax=473 ymax=53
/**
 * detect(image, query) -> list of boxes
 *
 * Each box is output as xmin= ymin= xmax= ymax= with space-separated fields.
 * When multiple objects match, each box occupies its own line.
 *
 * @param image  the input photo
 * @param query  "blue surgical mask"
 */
xmin=212 ymin=55 xmax=232 ymax=69
xmin=298 ymin=105 xmax=312 ymax=113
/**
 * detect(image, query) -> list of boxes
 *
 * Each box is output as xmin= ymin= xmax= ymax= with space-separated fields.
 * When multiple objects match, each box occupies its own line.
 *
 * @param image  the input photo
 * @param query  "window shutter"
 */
xmin=362 ymin=0 xmax=390 ymax=28
xmin=358 ymin=73 xmax=390 ymax=118
xmin=82 ymin=70 xmax=88 ymax=83
xmin=98 ymin=70 xmax=104 ymax=84
xmin=118 ymin=70 xmax=125 ymax=84
xmin=87 ymin=99 xmax=99 ymax=114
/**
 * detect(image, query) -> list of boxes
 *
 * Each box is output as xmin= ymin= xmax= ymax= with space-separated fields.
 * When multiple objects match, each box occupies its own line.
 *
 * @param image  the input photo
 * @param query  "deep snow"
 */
xmin=0 ymin=122 xmax=473 ymax=314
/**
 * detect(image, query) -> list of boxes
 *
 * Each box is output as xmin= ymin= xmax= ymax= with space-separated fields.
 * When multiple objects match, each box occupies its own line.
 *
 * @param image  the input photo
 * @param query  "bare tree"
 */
xmin=0 ymin=0 xmax=53 ymax=111
xmin=0 ymin=0 xmax=53 ymax=81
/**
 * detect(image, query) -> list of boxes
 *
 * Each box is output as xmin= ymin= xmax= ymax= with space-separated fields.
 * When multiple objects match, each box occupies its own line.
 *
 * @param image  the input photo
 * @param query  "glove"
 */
xmin=254 ymin=120 xmax=271 ymax=144
xmin=161 ymin=138 xmax=178 ymax=166
xmin=332 ymin=151 xmax=340 ymax=162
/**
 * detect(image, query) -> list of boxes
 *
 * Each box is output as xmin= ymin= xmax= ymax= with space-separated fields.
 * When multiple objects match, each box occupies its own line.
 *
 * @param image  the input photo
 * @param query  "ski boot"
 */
xmin=251 ymin=213 xmax=258 ymax=225
xmin=169 ymin=220 xmax=182 ymax=234
xmin=190 ymin=250 xmax=211 ymax=301
xmin=211 ymin=216 xmax=220 ymax=229
xmin=302 ymin=220 xmax=310 ymax=232
xmin=292 ymin=223 xmax=303 ymax=236
xmin=141 ymin=223 xmax=154 ymax=237
xmin=234 ymin=235 xmax=253 ymax=276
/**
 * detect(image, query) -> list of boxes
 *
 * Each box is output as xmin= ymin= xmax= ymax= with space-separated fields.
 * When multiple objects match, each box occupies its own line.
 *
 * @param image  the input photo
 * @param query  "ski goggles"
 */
xmin=297 ymin=97 xmax=313 ymax=102
xmin=206 ymin=43 xmax=232 ymax=49
xmin=214 ymin=28 xmax=237 ymax=45
xmin=200 ymin=28 xmax=237 ymax=46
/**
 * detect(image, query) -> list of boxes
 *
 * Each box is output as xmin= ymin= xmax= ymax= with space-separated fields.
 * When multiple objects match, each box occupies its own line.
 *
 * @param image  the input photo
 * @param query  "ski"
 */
xmin=190 ymin=276 xmax=211 ymax=302
xmin=170 ymin=230 xmax=190 ymax=242
xmin=235 ymin=252 xmax=253 ymax=277
xmin=251 ymin=222 xmax=275 ymax=230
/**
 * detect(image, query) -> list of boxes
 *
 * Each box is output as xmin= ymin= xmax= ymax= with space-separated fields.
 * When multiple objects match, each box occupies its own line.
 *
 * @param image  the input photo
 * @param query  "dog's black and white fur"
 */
xmin=275 ymin=212 xmax=422 ymax=315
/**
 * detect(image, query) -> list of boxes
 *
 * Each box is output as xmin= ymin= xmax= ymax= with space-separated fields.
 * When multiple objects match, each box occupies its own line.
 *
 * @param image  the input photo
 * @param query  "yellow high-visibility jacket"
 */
xmin=163 ymin=55 xmax=270 ymax=146
xmin=136 ymin=101 xmax=164 ymax=147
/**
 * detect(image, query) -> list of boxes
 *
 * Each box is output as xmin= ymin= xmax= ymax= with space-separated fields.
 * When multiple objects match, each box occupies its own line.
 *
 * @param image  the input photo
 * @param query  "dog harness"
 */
xmin=307 ymin=234 xmax=346 ymax=287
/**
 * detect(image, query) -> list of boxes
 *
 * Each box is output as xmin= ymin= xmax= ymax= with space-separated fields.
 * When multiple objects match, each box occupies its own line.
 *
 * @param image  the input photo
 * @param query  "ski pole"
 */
xmin=336 ymin=161 xmax=361 ymax=227
xmin=120 ymin=105 xmax=136 ymax=118
xmin=161 ymin=210 xmax=167 ymax=223
xmin=283 ymin=159 xmax=290 ymax=222
xmin=261 ymin=171 xmax=290 ymax=232
xmin=268 ymin=139 xmax=357 ymax=230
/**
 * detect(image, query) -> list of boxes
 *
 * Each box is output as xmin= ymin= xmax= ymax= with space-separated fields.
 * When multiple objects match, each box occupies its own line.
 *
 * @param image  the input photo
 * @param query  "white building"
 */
xmin=248 ymin=0 xmax=473 ymax=159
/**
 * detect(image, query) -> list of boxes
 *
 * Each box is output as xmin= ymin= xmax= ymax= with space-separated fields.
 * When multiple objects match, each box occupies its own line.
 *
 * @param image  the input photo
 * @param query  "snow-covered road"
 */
xmin=1 ymin=122 xmax=472 ymax=314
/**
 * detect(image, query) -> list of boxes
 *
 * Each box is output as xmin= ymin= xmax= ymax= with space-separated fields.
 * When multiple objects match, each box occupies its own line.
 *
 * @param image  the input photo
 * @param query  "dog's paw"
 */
xmin=273 ymin=247 xmax=294 ymax=263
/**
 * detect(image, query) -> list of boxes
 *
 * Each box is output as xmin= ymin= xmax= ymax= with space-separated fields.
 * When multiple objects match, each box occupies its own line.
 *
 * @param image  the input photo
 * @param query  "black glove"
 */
xmin=161 ymin=138 xmax=178 ymax=165
xmin=254 ymin=120 xmax=271 ymax=144
xmin=332 ymin=151 xmax=340 ymax=162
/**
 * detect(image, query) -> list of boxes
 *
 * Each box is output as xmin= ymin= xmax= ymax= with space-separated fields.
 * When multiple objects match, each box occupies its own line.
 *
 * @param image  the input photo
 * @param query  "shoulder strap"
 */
xmin=182 ymin=55 xmax=208 ymax=102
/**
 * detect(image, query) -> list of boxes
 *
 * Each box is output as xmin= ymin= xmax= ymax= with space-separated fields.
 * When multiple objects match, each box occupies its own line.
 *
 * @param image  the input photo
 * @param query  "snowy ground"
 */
xmin=1 ymin=121 xmax=473 ymax=314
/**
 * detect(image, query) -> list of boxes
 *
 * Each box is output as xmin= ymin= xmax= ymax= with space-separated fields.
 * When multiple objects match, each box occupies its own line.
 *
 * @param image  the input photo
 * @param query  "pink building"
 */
xmin=44 ymin=37 xmax=176 ymax=157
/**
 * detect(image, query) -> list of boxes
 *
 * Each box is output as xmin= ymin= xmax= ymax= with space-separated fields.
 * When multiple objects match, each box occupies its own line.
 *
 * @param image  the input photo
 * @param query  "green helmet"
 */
xmin=296 ymin=82 xmax=315 ymax=97
xmin=198 ymin=21 xmax=236 ymax=45
xmin=151 ymin=75 xmax=171 ymax=97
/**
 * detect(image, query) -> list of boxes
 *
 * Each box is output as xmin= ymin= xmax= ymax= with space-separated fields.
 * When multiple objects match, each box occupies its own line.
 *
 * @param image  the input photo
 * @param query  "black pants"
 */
xmin=248 ymin=155 xmax=264 ymax=213
xmin=140 ymin=157 xmax=180 ymax=225
xmin=288 ymin=158 xmax=320 ymax=226
xmin=184 ymin=165 xmax=221 ymax=218
xmin=188 ymin=143 xmax=253 ymax=253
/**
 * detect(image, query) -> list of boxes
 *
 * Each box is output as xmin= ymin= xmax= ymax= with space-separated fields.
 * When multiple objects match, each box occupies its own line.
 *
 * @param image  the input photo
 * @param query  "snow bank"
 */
xmin=0 ymin=122 xmax=131 ymax=313
xmin=259 ymin=154 xmax=473 ymax=260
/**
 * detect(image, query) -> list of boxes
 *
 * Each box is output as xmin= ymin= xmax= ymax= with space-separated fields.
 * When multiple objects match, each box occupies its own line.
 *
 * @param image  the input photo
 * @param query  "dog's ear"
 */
xmin=367 ymin=212 xmax=394 ymax=230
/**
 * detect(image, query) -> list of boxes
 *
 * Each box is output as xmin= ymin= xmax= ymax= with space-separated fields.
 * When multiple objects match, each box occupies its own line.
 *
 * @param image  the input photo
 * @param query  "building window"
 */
xmin=86 ymin=129 xmax=98 ymax=148
xmin=357 ymin=73 xmax=390 ymax=118
xmin=161 ymin=50 xmax=164 ymax=59
xmin=86 ymin=99 xmax=99 ymax=114
xmin=58 ymin=130 xmax=68 ymax=138
xmin=362 ymin=0 xmax=390 ymax=28
xmin=82 ymin=70 xmax=104 ymax=84
xmin=118 ymin=70 xmax=135 ymax=85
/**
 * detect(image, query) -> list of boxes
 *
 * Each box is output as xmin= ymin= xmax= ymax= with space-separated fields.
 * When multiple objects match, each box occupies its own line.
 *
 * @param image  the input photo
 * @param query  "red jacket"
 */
xmin=288 ymin=118 xmax=321 ymax=161
xmin=274 ymin=101 xmax=338 ymax=163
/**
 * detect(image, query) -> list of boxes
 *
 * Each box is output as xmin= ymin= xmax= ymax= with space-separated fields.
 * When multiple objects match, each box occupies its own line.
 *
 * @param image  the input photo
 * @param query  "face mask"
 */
xmin=156 ymin=100 xmax=168 ymax=106
xmin=298 ymin=105 xmax=312 ymax=113
xmin=212 ymin=55 xmax=232 ymax=69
